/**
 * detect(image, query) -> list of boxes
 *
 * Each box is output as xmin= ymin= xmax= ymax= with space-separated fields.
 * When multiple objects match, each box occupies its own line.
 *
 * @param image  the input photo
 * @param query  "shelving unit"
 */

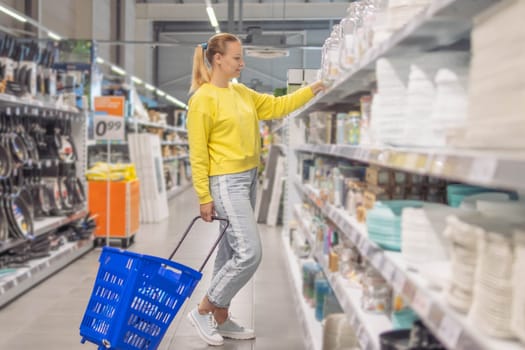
xmin=161 ymin=141 xmax=188 ymax=147
xmin=281 ymin=2 xmax=524 ymax=349
xmin=0 ymin=91 xmax=93 ymax=307
xmin=287 ymin=0 xmax=499 ymax=117
xmin=127 ymin=117 xmax=187 ymax=133
xmin=282 ymin=231 xmax=323 ymax=350
xmin=0 ymin=93 xmax=81 ymax=117
xmin=33 ymin=210 xmax=88 ymax=236
xmin=0 ymin=237 xmax=93 ymax=307
xmin=294 ymin=180 xmax=524 ymax=350
xmin=296 ymin=144 xmax=525 ymax=191
xmin=292 ymin=204 xmax=392 ymax=350
xmin=163 ymin=155 xmax=189 ymax=162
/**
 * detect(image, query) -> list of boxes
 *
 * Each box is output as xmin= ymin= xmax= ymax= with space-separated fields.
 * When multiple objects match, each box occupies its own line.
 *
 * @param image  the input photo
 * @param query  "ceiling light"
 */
xmin=215 ymin=27 xmax=221 ymax=34
xmin=206 ymin=6 xmax=219 ymax=28
xmin=47 ymin=31 xmax=61 ymax=41
xmin=145 ymin=83 xmax=155 ymax=91
xmin=132 ymin=76 xmax=143 ymax=85
xmin=166 ymin=95 xmax=188 ymax=109
xmin=156 ymin=89 xmax=166 ymax=97
xmin=111 ymin=65 xmax=126 ymax=75
xmin=96 ymin=57 xmax=105 ymax=64
xmin=0 ymin=5 xmax=27 ymax=23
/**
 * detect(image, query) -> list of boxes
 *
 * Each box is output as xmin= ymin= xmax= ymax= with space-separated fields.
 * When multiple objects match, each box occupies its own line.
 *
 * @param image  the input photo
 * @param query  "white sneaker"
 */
xmin=217 ymin=315 xmax=255 ymax=340
xmin=187 ymin=308 xmax=224 ymax=346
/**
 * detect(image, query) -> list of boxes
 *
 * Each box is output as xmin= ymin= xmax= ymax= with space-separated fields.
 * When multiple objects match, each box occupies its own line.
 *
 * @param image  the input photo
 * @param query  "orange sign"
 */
xmin=94 ymin=96 xmax=126 ymax=117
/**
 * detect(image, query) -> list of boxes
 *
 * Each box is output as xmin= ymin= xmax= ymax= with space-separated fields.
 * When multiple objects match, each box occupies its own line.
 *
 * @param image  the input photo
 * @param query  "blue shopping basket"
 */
xmin=80 ymin=216 xmax=229 ymax=350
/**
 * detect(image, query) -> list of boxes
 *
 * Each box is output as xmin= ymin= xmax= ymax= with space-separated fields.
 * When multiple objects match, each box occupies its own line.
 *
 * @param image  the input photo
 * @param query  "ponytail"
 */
xmin=189 ymin=45 xmax=211 ymax=94
xmin=189 ymin=33 xmax=241 ymax=94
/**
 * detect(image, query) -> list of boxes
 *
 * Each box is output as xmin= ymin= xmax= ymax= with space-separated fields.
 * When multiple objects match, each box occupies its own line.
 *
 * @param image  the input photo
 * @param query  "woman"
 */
xmin=186 ymin=32 xmax=325 ymax=346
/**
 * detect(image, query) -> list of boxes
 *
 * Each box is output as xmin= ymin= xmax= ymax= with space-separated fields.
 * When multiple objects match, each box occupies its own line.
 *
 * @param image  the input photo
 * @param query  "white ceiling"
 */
xmin=136 ymin=0 xmax=350 ymax=102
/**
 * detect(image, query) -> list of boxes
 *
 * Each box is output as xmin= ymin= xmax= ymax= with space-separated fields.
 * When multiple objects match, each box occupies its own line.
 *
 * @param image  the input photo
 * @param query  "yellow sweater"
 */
xmin=188 ymin=83 xmax=314 ymax=204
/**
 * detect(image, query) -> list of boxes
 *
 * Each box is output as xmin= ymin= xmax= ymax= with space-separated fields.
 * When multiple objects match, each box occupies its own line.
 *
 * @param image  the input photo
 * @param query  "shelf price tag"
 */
xmin=405 ymin=153 xmax=419 ymax=169
xmin=392 ymin=270 xmax=406 ymax=292
xmin=370 ymin=252 xmax=384 ymax=270
xmin=431 ymin=155 xmax=447 ymax=175
xmin=382 ymin=260 xmax=396 ymax=281
xmin=412 ymin=290 xmax=431 ymax=319
xmin=438 ymin=315 xmax=462 ymax=349
xmin=94 ymin=115 xmax=125 ymax=141
xmin=468 ymin=158 xmax=497 ymax=184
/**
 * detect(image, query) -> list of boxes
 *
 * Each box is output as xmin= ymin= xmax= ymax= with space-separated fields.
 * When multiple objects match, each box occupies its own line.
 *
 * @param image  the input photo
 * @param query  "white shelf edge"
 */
xmin=296 ymin=180 xmax=525 ymax=350
xmin=163 ymin=155 xmax=189 ymax=162
xmin=292 ymin=204 xmax=315 ymax=248
xmin=282 ymin=231 xmax=323 ymax=350
xmin=0 ymin=93 xmax=82 ymax=116
xmin=33 ymin=209 xmax=88 ymax=236
xmin=0 ymin=238 xmax=93 ymax=307
xmin=161 ymin=141 xmax=189 ymax=146
xmin=127 ymin=118 xmax=187 ymax=133
xmin=167 ymin=183 xmax=192 ymax=200
xmin=295 ymin=144 xmax=525 ymax=191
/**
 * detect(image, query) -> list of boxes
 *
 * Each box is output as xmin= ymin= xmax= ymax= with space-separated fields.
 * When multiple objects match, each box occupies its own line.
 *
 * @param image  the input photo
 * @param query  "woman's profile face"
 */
xmin=215 ymin=40 xmax=245 ymax=79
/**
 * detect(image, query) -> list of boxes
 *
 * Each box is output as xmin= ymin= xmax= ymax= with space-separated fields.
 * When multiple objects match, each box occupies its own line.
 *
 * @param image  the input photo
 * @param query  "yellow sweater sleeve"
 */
xmin=187 ymin=100 xmax=214 ymax=204
xmin=246 ymin=85 xmax=315 ymax=120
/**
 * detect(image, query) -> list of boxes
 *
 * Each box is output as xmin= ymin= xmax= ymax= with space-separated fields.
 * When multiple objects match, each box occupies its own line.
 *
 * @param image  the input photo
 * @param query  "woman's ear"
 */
xmin=214 ymin=53 xmax=222 ymax=65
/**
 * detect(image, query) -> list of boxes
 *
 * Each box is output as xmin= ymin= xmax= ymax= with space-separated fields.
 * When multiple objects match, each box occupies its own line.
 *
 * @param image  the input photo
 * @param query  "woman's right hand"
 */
xmin=200 ymin=201 xmax=215 ymax=222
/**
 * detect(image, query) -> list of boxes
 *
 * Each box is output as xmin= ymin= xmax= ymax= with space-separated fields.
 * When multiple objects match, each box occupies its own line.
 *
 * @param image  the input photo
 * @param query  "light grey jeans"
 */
xmin=207 ymin=167 xmax=262 ymax=308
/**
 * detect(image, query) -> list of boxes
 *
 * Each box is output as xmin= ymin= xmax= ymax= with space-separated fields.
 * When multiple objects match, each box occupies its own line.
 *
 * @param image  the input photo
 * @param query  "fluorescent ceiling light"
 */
xmin=145 ymin=83 xmax=155 ymax=91
xmin=156 ymin=89 xmax=166 ymax=97
xmin=215 ymin=27 xmax=221 ymax=34
xmin=132 ymin=76 xmax=143 ymax=85
xmin=166 ymin=95 xmax=187 ymax=109
xmin=0 ymin=5 xmax=27 ymax=23
xmin=96 ymin=57 xmax=105 ymax=64
xmin=111 ymin=65 xmax=126 ymax=75
xmin=47 ymin=31 xmax=61 ymax=41
xmin=206 ymin=6 xmax=219 ymax=28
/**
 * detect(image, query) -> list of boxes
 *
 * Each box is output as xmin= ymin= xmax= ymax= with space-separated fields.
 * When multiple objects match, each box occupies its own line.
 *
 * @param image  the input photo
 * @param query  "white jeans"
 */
xmin=207 ymin=167 xmax=262 ymax=308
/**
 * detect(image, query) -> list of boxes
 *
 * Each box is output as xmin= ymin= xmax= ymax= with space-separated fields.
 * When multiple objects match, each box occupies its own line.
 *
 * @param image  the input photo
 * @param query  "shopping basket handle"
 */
xmin=168 ymin=215 xmax=230 ymax=273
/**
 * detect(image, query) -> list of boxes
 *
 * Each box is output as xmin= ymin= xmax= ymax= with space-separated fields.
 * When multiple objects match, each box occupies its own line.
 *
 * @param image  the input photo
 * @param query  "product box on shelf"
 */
xmin=88 ymin=179 xmax=140 ymax=238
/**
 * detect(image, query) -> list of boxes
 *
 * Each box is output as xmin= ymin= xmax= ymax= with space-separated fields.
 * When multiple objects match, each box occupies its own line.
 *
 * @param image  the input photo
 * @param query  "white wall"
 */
xmin=122 ymin=0 xmax=135 ymax=73
xmin=92 ymin=0 xmax=112 ymax=61
xmin=134 ymin=19 xmax=153 ymax=84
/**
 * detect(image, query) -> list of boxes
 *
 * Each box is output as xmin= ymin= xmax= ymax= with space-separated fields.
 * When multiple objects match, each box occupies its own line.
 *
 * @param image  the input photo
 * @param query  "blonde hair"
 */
xmin=189 ymin=33 xmax=241 ymax=93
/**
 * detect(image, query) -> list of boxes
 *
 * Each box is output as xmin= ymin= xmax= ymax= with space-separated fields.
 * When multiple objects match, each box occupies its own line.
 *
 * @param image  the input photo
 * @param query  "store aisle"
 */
xmin=0 ymin=188 xmax=305 ymax=350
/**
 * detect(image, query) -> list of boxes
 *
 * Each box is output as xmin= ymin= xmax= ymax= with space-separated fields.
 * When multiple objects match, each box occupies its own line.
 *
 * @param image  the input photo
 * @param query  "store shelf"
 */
xmin=127 ymin=118 xmax=187 ymax=133
xmin=295 ymin=180 xmax=525 ymax=350
xmin=282 ymin=231 xmax=323 ymax=350
xmin=0 ymin=93 xmax=82 ymax=118
xmin=292 ymin=204 xmax=315 ymax=248
xmin=161 ymin=141 xmax=188 ymax=146
xmin=288 ymin=0 xmax=498 ymax=117
xmin=296 ymin=144 xmax=525 ymax=191
xmin=167 ymin=183 xmax=192 ymax=200
xmin=293 ymin=200 xmax=391 ymax=350
xmin=0 ymin=238 xmax=93 ymax=307
xmin=163 ymin=155 xmax=189 ymax=162
xmin=33 ymin=209 xmax=88 ymax=237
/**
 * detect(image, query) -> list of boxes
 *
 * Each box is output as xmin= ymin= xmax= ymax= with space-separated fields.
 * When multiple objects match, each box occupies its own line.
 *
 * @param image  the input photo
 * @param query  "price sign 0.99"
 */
xmin=94 ymin=115 xmax=125 ymax=141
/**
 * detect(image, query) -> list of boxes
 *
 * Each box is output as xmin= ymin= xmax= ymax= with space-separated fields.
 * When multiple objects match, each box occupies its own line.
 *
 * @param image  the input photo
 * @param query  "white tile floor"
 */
xmin=0 ymin=188 xmax=306 ymax=349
